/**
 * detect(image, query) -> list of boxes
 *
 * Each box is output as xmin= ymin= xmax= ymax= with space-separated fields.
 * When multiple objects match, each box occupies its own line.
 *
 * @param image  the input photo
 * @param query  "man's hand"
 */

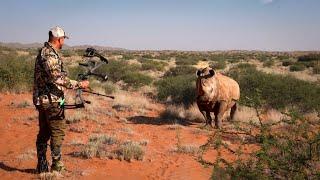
xmin=79 ymin=80 xmax=90 ymax=89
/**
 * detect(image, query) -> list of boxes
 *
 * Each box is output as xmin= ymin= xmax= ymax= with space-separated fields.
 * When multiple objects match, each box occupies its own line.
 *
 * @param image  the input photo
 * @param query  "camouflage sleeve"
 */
xmin=41 ymin=50 xmax=80 ymax=89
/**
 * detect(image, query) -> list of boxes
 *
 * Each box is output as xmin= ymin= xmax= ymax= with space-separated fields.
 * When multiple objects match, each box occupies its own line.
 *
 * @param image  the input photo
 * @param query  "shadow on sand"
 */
xmin=0 ymin=162 xmax=35 ymax=174
xmin=127 ymin=115 xmax=194 ymax=126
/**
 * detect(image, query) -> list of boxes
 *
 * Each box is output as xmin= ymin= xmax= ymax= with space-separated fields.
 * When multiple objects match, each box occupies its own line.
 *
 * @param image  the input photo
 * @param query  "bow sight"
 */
xmin=78 ymin=48 xmax=109 ymax=81
xmin=63 ymin=48 xmax=114 ymax=109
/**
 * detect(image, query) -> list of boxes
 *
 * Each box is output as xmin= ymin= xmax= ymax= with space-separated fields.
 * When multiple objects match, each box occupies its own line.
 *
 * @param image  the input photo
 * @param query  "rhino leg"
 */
xmin=205 ymin=111 xmax=213 ymax=127
xmin=200 ymin=110 xmax=213 ymax=127
xmin=230 ymin=102 xmax=237 ymax=121
xmin=199 ymin=110 xmax=208 ymax=125
xmin=214 ymin=101 xmax=228 ymax=129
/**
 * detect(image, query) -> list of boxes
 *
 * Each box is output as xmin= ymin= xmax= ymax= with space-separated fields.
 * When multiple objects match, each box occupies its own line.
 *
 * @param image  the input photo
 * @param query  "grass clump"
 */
xmin=175 ymin=144 xmax=199 ymax=155
xmin=114 ymin=141 xmax=145 ymax=161
xmin=80 ymin=134 xmax=117 ymax=158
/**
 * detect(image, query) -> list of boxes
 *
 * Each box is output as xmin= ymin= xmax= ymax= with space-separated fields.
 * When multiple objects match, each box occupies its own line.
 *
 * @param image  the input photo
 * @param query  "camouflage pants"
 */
xmin=36 ymin=103 xmax=65 ymax=170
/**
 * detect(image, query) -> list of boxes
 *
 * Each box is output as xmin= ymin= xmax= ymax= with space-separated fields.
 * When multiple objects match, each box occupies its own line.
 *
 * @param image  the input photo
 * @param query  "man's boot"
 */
xmin=36 ymin=143 xmax=49 ymax=173
xmin=51 ymin=146 xmax=65 ymax=172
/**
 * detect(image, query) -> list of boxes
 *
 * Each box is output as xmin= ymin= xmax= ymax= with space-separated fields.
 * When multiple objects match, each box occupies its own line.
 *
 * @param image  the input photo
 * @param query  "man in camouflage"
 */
xmin=33 ymin=26 xmax=89 ymax=173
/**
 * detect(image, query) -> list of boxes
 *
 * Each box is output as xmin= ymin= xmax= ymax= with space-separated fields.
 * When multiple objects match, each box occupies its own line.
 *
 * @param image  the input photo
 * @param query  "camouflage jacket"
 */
xmin=33 ymin=42 xmax=79 ymax=106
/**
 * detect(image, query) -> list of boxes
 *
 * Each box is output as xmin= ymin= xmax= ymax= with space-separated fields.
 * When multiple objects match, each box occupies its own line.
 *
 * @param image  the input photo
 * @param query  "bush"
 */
xmin=228 ymin=63 xmax=320 ymax=112
xmin=164 ymin=66 xmax=197 ymax=77
xmin=155 ymin=75 xmax=196 ymax=106
xmin=175 ymin=55 xmax=199 ymax=66
xmin=210 ymin=60 xmax=226 ymax=69
xmin=122 ymin=72 xmax=153 ymax=88
xmin=289 ymin=63 xmax=306 ymax=72
xmin=0 ymin=52 xmax=34 ymax=92
xmin=282 ymin=59 xmax=294 ymax=66
xmin=256 ymin=54 xmax=270 ymax=62
xmin=67 ymin=65 xmax=87 ymax=80
xmin=210 ymin=110 xmax=320 ymax=179
xmin=298 ymin=54 xmax=320 ymax=62
xmin=263 ymin=60 xmax=274 ymax=67
xmin=61 ymin=49 xmax=76 ymax=57
xmin=121 ymin=53 xmax=136 ymax=60
xmin=96 ymin=60 xmax=152 ymax=89
xmin=140 ymin=59 xmax=167 ymax=71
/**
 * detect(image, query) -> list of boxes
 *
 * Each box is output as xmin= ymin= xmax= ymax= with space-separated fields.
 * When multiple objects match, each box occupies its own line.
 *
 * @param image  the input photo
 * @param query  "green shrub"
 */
xmin=228 ymin=63 xmax=320 ymax=112
xmin=122 ymin=72 xmax=153 ymax=88
xmin=61 ymin=49 xmax=76 ymax=57
xmin=175 ymin=55 xmax=199 ymax=66
xmin=282 ymin=59 xmax=294 ymax=66
xmin=155 ymin=75 xmax=196 ymax=106
xmin=121 ymin=53 xmax=136 ymax=60
xmin=298 ymin=54 xmax=320 ymax=62
xmin=70 ymin=60 xmax=153 ymax=89
xmin=96 ymin=60 xmax=139 ymax=81
xmin=263 ymin=60 xmax=274 ymax=67
xmin=289 ymin=63 xmax=306 ymax=72
xmin=0 ymin=53 xmax=34 ymax=92
xmin=256 ymin=54 xmax=270 ymax=62
xmin=67 ymin=65 xmax=87 ymax=80
xmin=141 ymin=54 xmax=153 ymax=59
xmin=140 ymin=59 xmax=167 ymax=71
xmin=210 ymin=60 xmax=226 ymax=69
xmin=164 ymin=66 xmax=197 ymax=77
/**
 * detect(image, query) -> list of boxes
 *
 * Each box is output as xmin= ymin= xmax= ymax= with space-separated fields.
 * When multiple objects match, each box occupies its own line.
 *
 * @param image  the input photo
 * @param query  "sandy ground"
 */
xmin=0 ymin=93 xmax=220 ymax=180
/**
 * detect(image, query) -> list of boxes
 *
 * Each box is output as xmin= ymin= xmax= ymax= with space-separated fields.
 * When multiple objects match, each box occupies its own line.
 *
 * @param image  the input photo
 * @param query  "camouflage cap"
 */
xmin=49 ymin=26 xmax=69 ymax=39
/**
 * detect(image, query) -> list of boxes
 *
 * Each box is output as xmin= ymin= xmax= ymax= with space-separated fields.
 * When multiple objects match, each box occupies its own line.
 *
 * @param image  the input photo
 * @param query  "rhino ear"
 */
xmin=196 ymin=70 xmax=201 ymax=77
xmin=209 ymin=69 xmax=215 ymax=76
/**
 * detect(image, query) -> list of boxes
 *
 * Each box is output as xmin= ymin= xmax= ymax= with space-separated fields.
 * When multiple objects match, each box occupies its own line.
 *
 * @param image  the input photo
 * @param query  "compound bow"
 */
xmin=63 ymin=48 xmax=114 ymax=109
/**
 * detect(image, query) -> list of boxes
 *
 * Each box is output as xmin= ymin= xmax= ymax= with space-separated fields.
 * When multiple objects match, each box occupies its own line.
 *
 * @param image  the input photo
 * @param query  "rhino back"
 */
xmin=215 ymin=73 xmax=240 ymax=101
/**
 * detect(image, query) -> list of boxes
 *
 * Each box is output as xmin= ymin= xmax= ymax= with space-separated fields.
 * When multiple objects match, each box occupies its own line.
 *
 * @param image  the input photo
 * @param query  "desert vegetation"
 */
xmin=0 ymin=45 xmax=319 ymax=179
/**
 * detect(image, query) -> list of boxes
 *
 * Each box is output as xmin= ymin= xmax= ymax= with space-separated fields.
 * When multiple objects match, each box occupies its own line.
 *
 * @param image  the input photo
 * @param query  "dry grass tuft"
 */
xmin=66 ymin=110 xmax=86 ymax=124
xmin=161 ymin=103 xmax=203 ymax=123
xmin=167 ymin=124 xmax=184 ymax=130
xmin=39 ymin=171 xmax=63 ymax=180
xmin=16 ymin=149 xmax=36 ymax=161
xmin=175 ymin=144 xmax=199 ymax=155
xmin=112 ymin=91 xmax=157 ymax=112
xmin=79 ymin=134 xmax=118 ymax=159
xmin=233 ymin=106 xmax=259 ymax=124
xmin=114 ymin=141 xmax=145 ymax=162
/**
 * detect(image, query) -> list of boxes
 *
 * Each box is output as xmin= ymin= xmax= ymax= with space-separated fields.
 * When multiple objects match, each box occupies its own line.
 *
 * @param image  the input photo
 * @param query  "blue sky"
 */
xmin=0 ymin=0 xmax=319 ymax=51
